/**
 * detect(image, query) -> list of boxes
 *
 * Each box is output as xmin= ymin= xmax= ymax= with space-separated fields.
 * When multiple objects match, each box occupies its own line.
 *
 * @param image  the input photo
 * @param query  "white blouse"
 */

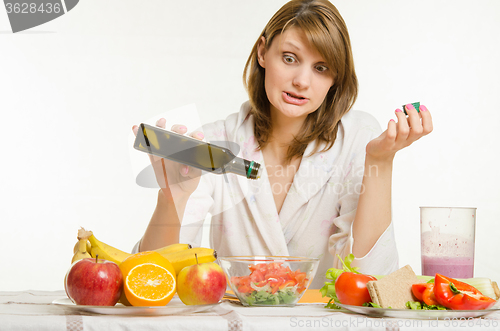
xmin=172 ymin=101 xmax=400 ymax=289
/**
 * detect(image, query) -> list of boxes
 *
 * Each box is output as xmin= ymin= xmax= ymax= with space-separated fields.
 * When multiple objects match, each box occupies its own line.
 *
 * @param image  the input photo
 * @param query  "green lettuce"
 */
xmin=245 ymin=288 xmax=298 ymax=306
xmin=320 ymin=254 xmax=360 ymax=309
xmin=406 ymin=301 xmax=448 ymax=310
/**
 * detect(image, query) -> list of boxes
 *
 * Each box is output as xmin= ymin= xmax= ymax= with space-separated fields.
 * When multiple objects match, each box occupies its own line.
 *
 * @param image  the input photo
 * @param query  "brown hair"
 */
xmin=243 ymin=0 xmax=358 ymax=163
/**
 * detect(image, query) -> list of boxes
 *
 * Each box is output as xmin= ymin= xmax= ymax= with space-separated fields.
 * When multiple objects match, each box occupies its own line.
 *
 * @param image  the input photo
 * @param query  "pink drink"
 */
xmin=422 ymin=255 xmax=474 ymax=278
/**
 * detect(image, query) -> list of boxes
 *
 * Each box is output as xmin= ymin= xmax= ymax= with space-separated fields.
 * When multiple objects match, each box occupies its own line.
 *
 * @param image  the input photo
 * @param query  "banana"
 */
xmin=154 ymin=243 xmax=191 ymax=255
xmin=88 ymin=234 xmax=132 ymax=265
xmin=73 ymin=240 xmax=91 ymax=254
xmin=74 ymin=227 xmax=204 ymax=269
xmin=88 ymin=237 xmax=192 ymax=265
xmin=161 ymin=247 xmax=217 ymax=275
xmin=71 ymin=238 xmax=92 ymax=263
xmin=75 ymin=227 xmax=131 ymax=264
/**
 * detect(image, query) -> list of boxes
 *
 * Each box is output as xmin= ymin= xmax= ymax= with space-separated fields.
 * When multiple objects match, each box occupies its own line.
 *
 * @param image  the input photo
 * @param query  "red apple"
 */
xmin=65 ymin=257 xmax=123 ymax=306
xmin=176 ymin=262 xmax=226 ymax=305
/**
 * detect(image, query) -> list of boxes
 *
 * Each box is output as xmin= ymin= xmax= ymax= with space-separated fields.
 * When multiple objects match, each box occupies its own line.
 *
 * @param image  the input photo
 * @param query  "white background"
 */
xmin=0 ymin=0 xmax=499 ymax=291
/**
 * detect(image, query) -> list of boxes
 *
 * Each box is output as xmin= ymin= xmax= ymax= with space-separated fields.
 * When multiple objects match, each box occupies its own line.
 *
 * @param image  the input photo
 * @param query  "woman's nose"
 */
xmin=292 ymin=66 xmax=311 ymax=90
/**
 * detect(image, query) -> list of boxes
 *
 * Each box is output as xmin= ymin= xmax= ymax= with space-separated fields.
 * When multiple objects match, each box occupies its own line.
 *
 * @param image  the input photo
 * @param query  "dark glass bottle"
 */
xmin=134 ymin=123 xmax=261 ymax=179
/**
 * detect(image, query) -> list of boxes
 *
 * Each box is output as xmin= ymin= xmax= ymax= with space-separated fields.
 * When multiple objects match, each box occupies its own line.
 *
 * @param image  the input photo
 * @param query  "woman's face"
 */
xmin=257 ymin=26 xmax=334 ymax=122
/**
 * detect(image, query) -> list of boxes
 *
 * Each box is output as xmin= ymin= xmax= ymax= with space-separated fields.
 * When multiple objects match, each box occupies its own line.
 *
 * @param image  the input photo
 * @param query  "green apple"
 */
xmin=176 ymin=261 xmax=226 ymax=305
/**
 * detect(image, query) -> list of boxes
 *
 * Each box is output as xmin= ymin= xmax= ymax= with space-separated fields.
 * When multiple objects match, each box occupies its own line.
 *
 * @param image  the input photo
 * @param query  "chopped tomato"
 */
xmin=268 ymin=278 xmax=283 ymax=294
xmin=279 ymin=280 xmax=297 ymax=290
xmin=294 ymin=271 xmax=307 ymax=284
xmin=296 ymin=285 xmax=307 ymax=294
xmin=231 ymin=262 xmax=309 ymax=295
xmin=238 ymin=284 xmax=253 ymax=293
xmin=255 ymin=279 xmax=268 ymax=287
xmin=230 ymin=276 xmax=243 ymax=287
xmin=250 ymin=269 xmax=265 ymax=283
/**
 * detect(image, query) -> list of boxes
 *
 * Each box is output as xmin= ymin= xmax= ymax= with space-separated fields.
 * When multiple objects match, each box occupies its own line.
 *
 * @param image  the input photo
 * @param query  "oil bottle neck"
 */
xmin=223 ymin=157 xmax=261 ymax=180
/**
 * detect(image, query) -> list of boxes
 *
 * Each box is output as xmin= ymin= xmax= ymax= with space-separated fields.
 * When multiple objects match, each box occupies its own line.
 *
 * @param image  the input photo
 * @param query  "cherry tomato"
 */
xmin=335 ymin=272 xmax=376 ymax=306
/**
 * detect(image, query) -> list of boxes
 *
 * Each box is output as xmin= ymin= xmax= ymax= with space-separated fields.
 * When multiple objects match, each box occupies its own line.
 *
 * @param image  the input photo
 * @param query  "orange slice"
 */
xmin=119 ymin=251 xmax=176 ymax=307
xmin=125 ymin=263 xmax=176 ymax=306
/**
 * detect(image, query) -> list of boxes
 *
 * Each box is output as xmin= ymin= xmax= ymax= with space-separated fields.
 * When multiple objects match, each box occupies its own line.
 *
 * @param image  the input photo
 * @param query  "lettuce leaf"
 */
xmin=363 ymin=302 xmax=383 ymax=308
xmin=244 ymin=287 xmax=299 ymax=306
xmin=406 ymin=301 xmax=448 ymax=310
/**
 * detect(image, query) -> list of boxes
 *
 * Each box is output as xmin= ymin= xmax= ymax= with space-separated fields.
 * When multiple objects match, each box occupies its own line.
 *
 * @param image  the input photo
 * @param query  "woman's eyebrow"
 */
xmin=282 ymin=40 xmax=301 ymax=51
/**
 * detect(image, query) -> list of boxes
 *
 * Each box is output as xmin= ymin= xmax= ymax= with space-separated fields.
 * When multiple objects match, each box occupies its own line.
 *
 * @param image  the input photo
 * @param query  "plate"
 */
xmin=52 ymin=297 xmax=218 ymax=316
xmin=336 ymin=303 xmax=500 ymax=320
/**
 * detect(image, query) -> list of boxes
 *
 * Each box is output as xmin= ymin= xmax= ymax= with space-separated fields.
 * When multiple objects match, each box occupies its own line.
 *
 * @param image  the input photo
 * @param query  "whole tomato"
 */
xmin=335 ymin=272 xmax=376 ymax=306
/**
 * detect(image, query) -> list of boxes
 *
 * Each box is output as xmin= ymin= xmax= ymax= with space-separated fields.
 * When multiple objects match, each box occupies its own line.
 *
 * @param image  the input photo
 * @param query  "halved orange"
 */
xmin=119 ymin=251 xmax=176 ymax=307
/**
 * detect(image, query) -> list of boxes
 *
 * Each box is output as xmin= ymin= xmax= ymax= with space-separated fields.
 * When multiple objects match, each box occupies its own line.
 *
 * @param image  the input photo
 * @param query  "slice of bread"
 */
xmin=366 ymin=265 xmax=420 ymax=309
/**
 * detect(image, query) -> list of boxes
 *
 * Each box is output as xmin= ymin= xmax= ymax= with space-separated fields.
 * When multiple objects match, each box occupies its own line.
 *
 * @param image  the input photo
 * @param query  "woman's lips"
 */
xmin=282 ymin=91 xmax=308 ymax=105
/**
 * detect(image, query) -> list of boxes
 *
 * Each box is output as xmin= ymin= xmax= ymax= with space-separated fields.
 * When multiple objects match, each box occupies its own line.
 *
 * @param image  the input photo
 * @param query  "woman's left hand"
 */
xmin=366 ymin=103 xmax=433 ymax=162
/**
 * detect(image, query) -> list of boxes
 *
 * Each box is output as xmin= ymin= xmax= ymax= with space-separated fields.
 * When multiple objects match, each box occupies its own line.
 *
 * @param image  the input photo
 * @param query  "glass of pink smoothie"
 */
xmin=420 ymin=207 xmax=476 ymax=279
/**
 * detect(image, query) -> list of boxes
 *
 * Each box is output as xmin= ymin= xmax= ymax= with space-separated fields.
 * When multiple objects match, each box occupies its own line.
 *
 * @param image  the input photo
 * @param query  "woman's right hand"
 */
xmin=132 ymin=118 xmax=203 ymax=203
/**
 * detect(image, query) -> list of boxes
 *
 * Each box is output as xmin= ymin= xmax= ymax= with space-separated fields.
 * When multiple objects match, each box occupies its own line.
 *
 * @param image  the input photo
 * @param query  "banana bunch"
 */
xmin=71 ymin=228 xmax=92 ymax=263
xmin=70 ymin=228 xmax=217 ymax=274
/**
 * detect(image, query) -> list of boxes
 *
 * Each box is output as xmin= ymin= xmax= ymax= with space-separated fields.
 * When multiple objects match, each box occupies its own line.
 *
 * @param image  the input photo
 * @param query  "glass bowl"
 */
xmin=219 ymin=256 xmax=319 ymax=307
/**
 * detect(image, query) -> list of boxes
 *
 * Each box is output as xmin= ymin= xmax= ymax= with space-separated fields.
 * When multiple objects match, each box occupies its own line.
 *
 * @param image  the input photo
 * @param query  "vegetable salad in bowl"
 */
xmin=219 ymin=256 xmax=319 ymax=306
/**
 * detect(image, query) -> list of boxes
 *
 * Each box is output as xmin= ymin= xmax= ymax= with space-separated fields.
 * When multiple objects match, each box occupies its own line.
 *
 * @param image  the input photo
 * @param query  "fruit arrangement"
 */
xmin=65 ymin=227 xmax=225 ymax=307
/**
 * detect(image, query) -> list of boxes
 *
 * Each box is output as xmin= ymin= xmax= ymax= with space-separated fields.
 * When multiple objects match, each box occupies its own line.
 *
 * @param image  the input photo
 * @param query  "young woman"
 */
xmin=132 ymin=0 xmax=432 ymax=288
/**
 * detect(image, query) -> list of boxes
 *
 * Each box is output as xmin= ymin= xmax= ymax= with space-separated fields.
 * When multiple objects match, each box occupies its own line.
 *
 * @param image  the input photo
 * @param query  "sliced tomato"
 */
xmin=279 ymin=280 xmax=297 ymax=290
xmin=268 ymin=278 xmax=283 ymax=294
xmin=231 ymin=262 xmax=310 ymax=294
xmin=231 ymin=276 xmax=245 ymax=288
xmin=254 ymin=279 xmax=266 ymax=287
xmin=250 ymin=269 xmax=265 ymax=283
xmin=294 ymin=271 xmax=307 ymax=285
xmin=267 ymin=274 xmax=288 ymax=283
xmin=238 ymin=284 xmax=253 ymax=293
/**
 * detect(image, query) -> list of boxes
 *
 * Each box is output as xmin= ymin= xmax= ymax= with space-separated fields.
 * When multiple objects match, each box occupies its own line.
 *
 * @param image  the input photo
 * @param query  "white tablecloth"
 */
xmin=1 ymin=290 xmax=500 ymax=331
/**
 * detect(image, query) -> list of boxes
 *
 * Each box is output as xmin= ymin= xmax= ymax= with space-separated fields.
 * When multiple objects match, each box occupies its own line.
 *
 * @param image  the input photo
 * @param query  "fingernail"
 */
xmin=197 ymin=132 xmax=204 ymax=139
xmin=406 ymin=103 xmax=415 ymax=110
xmin=179 ymin=125 xmax=187 ymax=131
xmin=390 ymin=119 xmax=395 ymax=122
xmin=395 ymin=108 xmax=403 ymax=113
xmin=182 ymin=166 xmax=189 ymax=175
xmin=420 ymin=105 xmax=428 ymax=112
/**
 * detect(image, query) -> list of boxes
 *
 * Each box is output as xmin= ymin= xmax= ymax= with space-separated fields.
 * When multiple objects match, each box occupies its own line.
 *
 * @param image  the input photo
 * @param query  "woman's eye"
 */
xmin=283 ymin=55 xmax=296 ymax=64
xmin=316 ymin=65 xmax=328 ymax=73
